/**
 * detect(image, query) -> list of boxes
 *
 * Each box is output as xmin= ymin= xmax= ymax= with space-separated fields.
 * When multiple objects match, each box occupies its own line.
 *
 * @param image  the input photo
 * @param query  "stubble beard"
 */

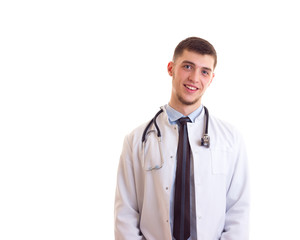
xmin=177 ymin=93 xmax=201 ymax=106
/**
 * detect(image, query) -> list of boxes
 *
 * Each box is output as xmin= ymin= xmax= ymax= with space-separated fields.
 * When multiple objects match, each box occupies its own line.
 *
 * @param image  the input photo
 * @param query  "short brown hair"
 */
xmin=173 ymin=37 xmax=217 ymax=69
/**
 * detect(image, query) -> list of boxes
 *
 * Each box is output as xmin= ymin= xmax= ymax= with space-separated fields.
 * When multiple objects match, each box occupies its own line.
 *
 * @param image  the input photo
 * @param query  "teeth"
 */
xmin=186 ymin=85 xmax=197 ymax=90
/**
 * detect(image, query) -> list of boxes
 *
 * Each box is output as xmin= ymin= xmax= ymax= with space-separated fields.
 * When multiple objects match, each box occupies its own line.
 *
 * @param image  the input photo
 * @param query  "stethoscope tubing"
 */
xmin=142 ymin=109 xmax=163 ymax=143
xmin=142 ymin=106 xmax=210 ymax=148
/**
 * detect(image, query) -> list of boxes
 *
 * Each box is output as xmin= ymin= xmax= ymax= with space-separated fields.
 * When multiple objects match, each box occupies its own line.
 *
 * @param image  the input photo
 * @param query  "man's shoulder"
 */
xmin=128 ymin=121 xmax=150 ymax=137
xmin=209 ymin=114 xmax=236 ymax=132
xmin=125 ymin=107 xmax=167 ymax=144
xmin=125 ymin=116 xmax=157 ymax=144
xmin=209 ymin=113 xmax=244 ymax=147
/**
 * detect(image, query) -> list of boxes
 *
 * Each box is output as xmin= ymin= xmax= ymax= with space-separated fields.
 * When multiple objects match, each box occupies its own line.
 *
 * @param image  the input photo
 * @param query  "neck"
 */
xmin=168 ymin=101 xmax=201 ymax=116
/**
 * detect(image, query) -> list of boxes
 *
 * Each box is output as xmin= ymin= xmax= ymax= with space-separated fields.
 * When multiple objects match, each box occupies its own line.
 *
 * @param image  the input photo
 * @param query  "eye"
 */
xmin=202 ymin=70 xmax=211 ymax=76
xmin=183 ymin=65 xmax=193 ymax=70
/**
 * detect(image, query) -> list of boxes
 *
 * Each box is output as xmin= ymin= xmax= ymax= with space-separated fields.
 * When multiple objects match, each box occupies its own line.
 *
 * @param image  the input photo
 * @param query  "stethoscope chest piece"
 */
xmin=200 ymin=106 xmax=210 ymax=148
xmin=201 ymin=134 xmax=210 ymax=148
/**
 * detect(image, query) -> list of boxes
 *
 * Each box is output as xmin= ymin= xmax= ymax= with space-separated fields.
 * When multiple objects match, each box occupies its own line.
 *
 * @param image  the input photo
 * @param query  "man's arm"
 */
xmin=221 ymin=134 xmax=250 ymax=240
xmin=114 ymin=136 xmax=144 ymax=240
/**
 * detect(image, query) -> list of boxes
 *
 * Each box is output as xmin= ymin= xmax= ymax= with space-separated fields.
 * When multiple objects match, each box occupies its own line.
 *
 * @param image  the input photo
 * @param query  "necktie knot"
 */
xmin=178 ymin=117 xmax=191 ymax=125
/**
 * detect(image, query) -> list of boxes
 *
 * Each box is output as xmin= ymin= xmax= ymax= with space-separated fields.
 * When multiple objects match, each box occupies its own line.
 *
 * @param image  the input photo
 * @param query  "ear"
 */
xmin=167 ymin=61 xmax=174 ymax=76
xmin=208 ymin=73 xmax=215 ymax=86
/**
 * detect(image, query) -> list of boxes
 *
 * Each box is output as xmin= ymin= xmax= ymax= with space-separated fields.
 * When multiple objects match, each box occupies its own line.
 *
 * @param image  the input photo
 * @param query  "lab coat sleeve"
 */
xmin=114 ymin=135 xmax=145 ymax=240
xmin=220 ymin=133 xmax=250 ymax=240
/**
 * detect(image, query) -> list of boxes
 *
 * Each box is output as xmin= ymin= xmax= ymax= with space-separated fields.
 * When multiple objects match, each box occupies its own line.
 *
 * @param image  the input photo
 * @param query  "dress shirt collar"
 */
xmin=164 ymin=104 xmax=203 ymax=125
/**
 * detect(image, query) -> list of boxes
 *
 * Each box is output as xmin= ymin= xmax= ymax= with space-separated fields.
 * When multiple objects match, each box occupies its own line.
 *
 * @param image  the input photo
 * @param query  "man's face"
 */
xmin=168 ymin=50 xmax=215 ymax=113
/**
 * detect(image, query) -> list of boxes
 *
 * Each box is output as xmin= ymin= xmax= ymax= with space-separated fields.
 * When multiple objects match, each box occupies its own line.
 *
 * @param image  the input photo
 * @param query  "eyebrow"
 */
xmin=181 ymin=60 xmax=213 ymax=72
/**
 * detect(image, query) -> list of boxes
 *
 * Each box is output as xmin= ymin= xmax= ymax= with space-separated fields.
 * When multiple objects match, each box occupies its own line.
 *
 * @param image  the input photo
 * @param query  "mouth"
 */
xmin=184 ymin=84 xmax=198 ymax=91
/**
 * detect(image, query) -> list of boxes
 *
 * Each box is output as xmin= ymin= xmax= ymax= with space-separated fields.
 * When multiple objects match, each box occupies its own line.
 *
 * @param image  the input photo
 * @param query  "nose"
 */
xmin=188 ymin=68 xmax=201 ymax=83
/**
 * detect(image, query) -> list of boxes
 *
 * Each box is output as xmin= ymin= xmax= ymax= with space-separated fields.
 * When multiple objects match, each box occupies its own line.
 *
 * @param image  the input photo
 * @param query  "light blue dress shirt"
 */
xmin=165 ymin=104 xmax=203 ymax=240
xmin=165 ymin=104 xmax=203 ymax=125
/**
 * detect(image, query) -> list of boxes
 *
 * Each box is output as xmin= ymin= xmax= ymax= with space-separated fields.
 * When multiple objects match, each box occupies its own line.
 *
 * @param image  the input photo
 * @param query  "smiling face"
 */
xmin=168 ymin=50 xmax=215 ymax=115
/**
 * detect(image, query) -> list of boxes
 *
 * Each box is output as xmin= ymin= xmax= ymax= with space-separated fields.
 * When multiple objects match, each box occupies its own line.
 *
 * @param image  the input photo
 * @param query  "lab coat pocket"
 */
xmin=142 ymin=130 xmax=164 ymax=171
xmin=210 ymin=148 xmax=232 ymax=175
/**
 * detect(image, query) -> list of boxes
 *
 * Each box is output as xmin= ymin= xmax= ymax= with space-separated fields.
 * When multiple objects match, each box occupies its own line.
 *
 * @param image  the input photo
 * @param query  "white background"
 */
xmin=1 ymin=0 xmax=300 ymax=239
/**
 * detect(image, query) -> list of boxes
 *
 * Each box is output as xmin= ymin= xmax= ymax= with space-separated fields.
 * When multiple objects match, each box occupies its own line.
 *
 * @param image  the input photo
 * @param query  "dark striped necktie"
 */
xmin=173 ymin=117 xmax=191 ymax=240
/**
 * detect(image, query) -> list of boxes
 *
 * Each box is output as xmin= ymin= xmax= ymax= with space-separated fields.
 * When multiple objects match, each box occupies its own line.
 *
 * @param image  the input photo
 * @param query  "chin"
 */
xmin=178 ymin=96 xmax=200 ymax=106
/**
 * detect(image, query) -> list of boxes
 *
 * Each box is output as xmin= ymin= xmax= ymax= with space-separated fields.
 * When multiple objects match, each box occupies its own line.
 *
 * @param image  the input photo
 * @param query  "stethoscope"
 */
xmin=141 ymin=106 xmax=210 ymax=171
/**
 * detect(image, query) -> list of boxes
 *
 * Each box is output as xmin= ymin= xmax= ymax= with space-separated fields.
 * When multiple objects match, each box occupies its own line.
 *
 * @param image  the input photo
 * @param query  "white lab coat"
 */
xmin=114 ymin=106 xmax=249 ymax=240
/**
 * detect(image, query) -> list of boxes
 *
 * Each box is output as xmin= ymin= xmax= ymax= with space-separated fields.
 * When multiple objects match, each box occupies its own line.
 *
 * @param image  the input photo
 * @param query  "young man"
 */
xmin=114 ymin=37 xmax=249 ymax=240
